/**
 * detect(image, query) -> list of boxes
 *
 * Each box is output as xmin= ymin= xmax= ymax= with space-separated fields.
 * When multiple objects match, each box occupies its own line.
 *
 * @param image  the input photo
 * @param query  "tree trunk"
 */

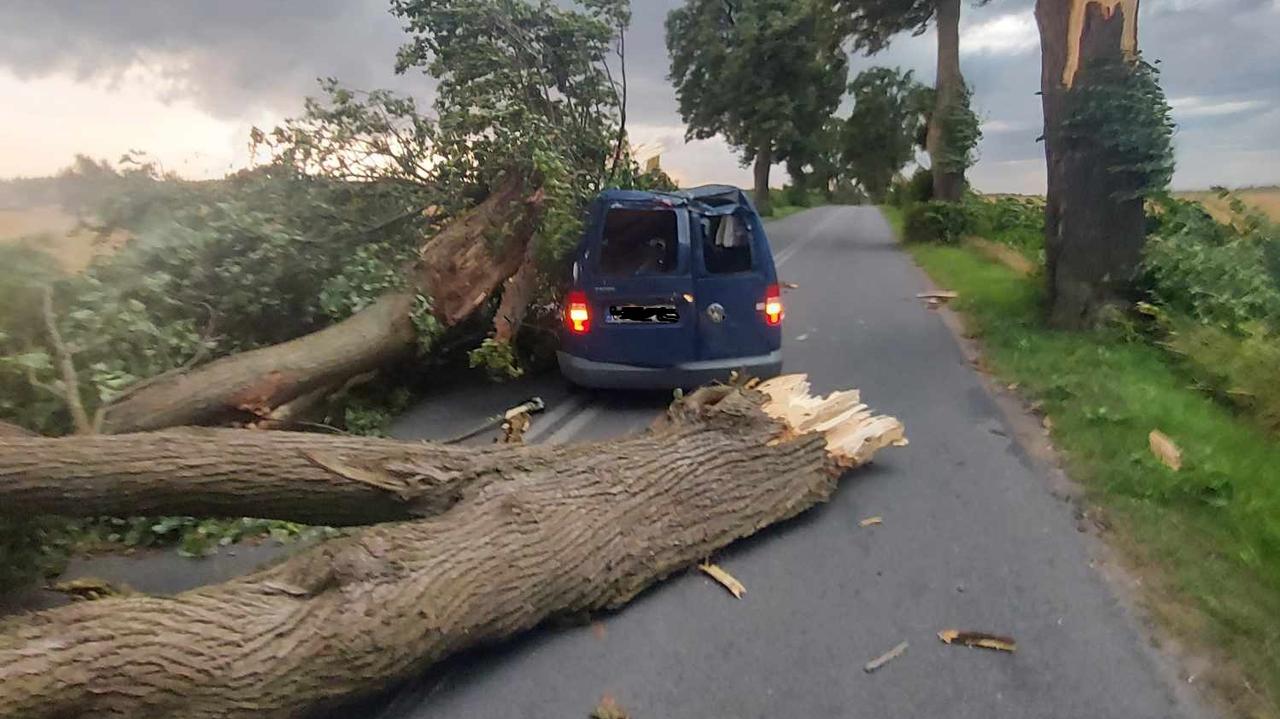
xmin=0 ymin=429 xmax=549 ymax=526
xmin=0 ymin=420 xmax=35 ymax=438
xmin=0 ymin=377 xmax=905 ymax=719
xmin=491 ymin=238 xmax=541 ymax=344
xmin=1036 ymin=0 xmax=1143 ymax=329
xmin=98 ymin=177 xmax=544 ymax=433
xmin=928 ymin=0 xmax=966 ymax=202
xmin=753 ymin=137 xmax=774 ymax=216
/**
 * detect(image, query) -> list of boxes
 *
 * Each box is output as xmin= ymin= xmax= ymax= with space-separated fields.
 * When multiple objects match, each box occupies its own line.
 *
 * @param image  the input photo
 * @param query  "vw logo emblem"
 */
xmin=706 ymin=302 xmax=726 ymax=323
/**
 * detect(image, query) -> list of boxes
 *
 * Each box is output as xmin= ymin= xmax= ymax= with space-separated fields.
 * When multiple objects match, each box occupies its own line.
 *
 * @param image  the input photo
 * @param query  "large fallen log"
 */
xmin=97 ymin=175 xmax=545 ymax=433
xmin=0 ymin=376 xmax=904 ymax=719
xmin=0 ymin=428 xmax=550 ymax=526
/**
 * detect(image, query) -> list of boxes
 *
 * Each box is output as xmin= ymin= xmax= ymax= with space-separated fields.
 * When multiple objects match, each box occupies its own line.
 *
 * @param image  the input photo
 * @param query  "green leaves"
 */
xmin=936 ymin=82 xmax=983 ymax=175
xmin=1062 ymin=56 xmax=1175 ymax=200
xmin=1143 ymin=196 xmax=1280 ymax=334
xmin=841 ymin=67 xmax=930 ymax=201
xmin=666 ymin=0 xmax=848 ymax=169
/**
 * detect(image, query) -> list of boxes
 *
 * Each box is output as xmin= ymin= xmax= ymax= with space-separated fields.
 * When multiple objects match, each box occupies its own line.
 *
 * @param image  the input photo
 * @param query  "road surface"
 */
xmin=362 ymin=206 xmax=1213 ymax=719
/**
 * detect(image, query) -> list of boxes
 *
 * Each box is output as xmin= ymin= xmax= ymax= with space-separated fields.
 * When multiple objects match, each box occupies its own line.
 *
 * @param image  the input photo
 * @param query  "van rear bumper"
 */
xmin=557 ymin=350 xmax=782 ymax=390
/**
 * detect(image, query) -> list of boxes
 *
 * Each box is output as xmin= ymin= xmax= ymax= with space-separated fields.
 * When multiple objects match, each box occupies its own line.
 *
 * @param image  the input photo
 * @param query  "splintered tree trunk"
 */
xmin=491 ymin=236 xmax=541 ymax=344
xmin=0 ymin=377 xmax=904 ymax=719
xmin=753 ymin=137 xmax=774 ymax=216
xmin=928 ymin=0 xmax=966 ymax=202
xmin=0 ymin=429 xmax=552 ymax=526
xmin=1036 ymin=0 xmax=1144 ymax=328
xmin=98 ymin=176 xmax=544 ymax=433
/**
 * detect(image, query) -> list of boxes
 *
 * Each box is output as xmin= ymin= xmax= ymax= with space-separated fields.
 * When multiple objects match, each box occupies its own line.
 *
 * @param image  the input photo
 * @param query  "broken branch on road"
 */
xmin=938 ymin=629 xmax=1017 ymax=653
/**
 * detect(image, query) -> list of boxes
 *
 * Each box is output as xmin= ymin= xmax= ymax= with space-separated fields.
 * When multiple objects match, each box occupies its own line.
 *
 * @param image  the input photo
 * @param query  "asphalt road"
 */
xmin=360 ymin=206 xmax=1214 ymax=719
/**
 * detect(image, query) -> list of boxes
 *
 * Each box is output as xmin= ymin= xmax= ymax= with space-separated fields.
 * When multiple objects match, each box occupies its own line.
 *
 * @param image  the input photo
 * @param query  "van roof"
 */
xmin=597 ymin=185 xmax=757 ymax=213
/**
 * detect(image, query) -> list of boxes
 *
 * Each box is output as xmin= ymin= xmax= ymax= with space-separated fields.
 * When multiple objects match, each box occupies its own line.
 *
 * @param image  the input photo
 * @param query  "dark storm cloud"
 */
xmin=1 ymin=0 xmax=1276 ymax=189
xmin=0 ymin=0 xmax=416 ymax=116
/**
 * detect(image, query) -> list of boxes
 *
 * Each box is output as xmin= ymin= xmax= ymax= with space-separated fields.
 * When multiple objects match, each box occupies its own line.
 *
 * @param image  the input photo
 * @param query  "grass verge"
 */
xmin=905 ymin=238 xmax=1280 ymax=718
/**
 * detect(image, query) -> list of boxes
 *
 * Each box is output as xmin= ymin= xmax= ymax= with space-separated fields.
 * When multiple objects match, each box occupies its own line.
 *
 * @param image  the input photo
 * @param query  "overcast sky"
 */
xmin=0 ymin=0 xmax=1276 ymax=192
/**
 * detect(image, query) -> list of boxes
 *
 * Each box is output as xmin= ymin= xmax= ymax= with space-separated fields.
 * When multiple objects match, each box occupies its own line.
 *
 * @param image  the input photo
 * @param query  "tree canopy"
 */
xmin=841 ymin=67 xmax=931 ymax=201
xmin=666 ymin=0 xmax=848 ymax=210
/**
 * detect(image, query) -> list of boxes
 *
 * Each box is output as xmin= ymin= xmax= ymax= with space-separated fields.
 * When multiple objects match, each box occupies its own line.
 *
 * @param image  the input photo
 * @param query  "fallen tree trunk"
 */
xmin=0 ymin=376 xmax=904 ymax=719
xmin=98 ymin=176 xmax=544 ymax=433
xmin=0 ymin=420 xmax=36 ymax=438
xmin=0 ymin=428 xmax=549 ymax=526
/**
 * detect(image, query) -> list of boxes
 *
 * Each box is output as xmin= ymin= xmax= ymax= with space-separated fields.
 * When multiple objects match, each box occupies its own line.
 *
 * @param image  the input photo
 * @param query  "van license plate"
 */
xmin=606 ymin=304 xmax=679 ymax=324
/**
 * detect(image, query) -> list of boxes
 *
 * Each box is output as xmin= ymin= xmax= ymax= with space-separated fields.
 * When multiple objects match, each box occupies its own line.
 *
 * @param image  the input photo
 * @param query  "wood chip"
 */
xmin=916 ymin=290 xmax=959 ymax=300
xmin=864 ymin=641 xmax=909 ymax=672
xmin=698 ymin=562 xmax=745 ymax=598
xmin=1148 ymin=429 xmax=1182 ymax=471
xmin=591 ymin=693 xmax=629 ymax=719
xmin=859 ymin=516 xmax=883 ymax=527
xmin=938 ymin=629 xmax=1017 ymax=653
xmin=50 ymin=577 xmax=132 ymax=601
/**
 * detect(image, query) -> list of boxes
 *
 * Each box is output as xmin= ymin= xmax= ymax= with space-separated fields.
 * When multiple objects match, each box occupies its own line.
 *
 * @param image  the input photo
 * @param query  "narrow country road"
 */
xmin=364 ymin=206 xmax=1214 ymax=719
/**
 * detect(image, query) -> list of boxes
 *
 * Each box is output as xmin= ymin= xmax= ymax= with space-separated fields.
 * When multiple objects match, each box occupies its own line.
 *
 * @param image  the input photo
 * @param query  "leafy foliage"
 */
xmin=666 ymin=0 xmax=848 ymax=180
xmin=841 ymin=67 xmax=930 ymax=201
xmin=1062 ymin=56 xmax=1175 ymax=200
xmin=887 ymin=166 xmax=935 ymax=207
xmin=1143 ymin=195 xmax=1280 ymax=333
xmin=903 ymin=200 xmax=974 ymax=244
xmin=935 ymin=82 xmax=982 ymax=175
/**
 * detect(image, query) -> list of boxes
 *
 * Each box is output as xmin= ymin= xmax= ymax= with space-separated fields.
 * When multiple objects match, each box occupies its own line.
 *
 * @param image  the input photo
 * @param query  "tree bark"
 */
xmin=753 ymin=137 xmax=774 ymax=216
xmin=0 ymin=420 xmax=36 ymax=438
xmin=0 ymin=377 xmax=904 ymax=719
xmin=1036 ymin=0 xmax=1143 ymax=329
xmin=97 ymin=176 xmax=544 ymax=433
xmin=0 ymin=429 xmax=548 ymax=526
xmin=928 ymin=0 xmax=966 ymax=202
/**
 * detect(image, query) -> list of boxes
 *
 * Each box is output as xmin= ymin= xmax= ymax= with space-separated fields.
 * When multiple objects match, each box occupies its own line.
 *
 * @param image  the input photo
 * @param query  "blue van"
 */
xmin=557 ymin=185 xmax=783 ymax=389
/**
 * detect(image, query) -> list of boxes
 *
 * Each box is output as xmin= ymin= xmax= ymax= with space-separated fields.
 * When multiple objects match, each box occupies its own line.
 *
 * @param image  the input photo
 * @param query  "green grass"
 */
xmin=906 ymin=240 xmax=1280 ymax=717
xmin=880 ymin=204 xmax=905 ymax=237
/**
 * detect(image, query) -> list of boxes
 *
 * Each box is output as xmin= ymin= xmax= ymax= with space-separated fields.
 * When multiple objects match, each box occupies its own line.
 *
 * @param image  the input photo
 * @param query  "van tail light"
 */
xmin=763 ymin=283 xmax=783 ymax=326
xmin=566 ymin=289 xmax=591 ymax=334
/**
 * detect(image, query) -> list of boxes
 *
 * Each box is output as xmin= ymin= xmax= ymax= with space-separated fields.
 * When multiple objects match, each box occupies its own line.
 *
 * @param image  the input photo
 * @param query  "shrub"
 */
xmin=887 ymin=166 xmax=933 ymax=207
xmin=964 ymin=195 xmax=1045 ymax=258
xmin=904 ymin=200 xmax=975 ymax=244
xmin=1143 ymin=196 xmax=1280 ymax=333
xmin=1165 ymin=319 xmax=1280 ymax=435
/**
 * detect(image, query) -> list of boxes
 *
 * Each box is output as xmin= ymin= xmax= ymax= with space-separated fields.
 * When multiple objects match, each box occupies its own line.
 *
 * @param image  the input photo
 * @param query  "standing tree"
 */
xmin=1035 ymin=0 xmax=1174 ymax=328
xmin=840 ymin=66 xmax=930 ymax=202
xmin=666 ymin=0 xmax=848 ymax=215
xmin=1 ymin=0 xmax=639 ymax=435
xmin=839 ymin=0 xmax=984 ymax=202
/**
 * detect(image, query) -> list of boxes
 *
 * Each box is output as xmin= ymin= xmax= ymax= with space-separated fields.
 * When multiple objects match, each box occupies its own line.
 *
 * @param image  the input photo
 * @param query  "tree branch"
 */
xmin=41 ymin=287 xmax=93 ymax=435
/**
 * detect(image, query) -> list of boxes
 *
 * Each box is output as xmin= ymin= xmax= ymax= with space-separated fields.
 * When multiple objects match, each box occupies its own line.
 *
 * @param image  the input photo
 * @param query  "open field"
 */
xmin=0 ymin=205 xmax=126 ymax=272
xmin=1175 ymin=187 xmax=1280 ymax=223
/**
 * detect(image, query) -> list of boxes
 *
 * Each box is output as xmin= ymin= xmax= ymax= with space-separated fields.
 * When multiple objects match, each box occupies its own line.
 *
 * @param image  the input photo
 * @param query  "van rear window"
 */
xmin=700 ymin=214 xmax=753 ymax=274
xmin=598 ymin=209 xmax=678 ymax=276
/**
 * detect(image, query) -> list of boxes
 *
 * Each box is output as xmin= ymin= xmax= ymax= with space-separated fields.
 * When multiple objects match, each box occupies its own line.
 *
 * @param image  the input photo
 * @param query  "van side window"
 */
xmin=700 ymin=213 xmax=753 ymax=274
xmin=599 ymin=209 xmax=679 ymax=276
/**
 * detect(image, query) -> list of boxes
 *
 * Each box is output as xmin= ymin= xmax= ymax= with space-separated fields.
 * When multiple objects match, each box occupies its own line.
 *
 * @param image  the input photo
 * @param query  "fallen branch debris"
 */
xmin=938 ymin=629 xmax=1017 ymax=653
xmin=864 ymin=640 xmax=909 ymax=673
xmin=699 ymin=562 xmax=746 ymax=599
